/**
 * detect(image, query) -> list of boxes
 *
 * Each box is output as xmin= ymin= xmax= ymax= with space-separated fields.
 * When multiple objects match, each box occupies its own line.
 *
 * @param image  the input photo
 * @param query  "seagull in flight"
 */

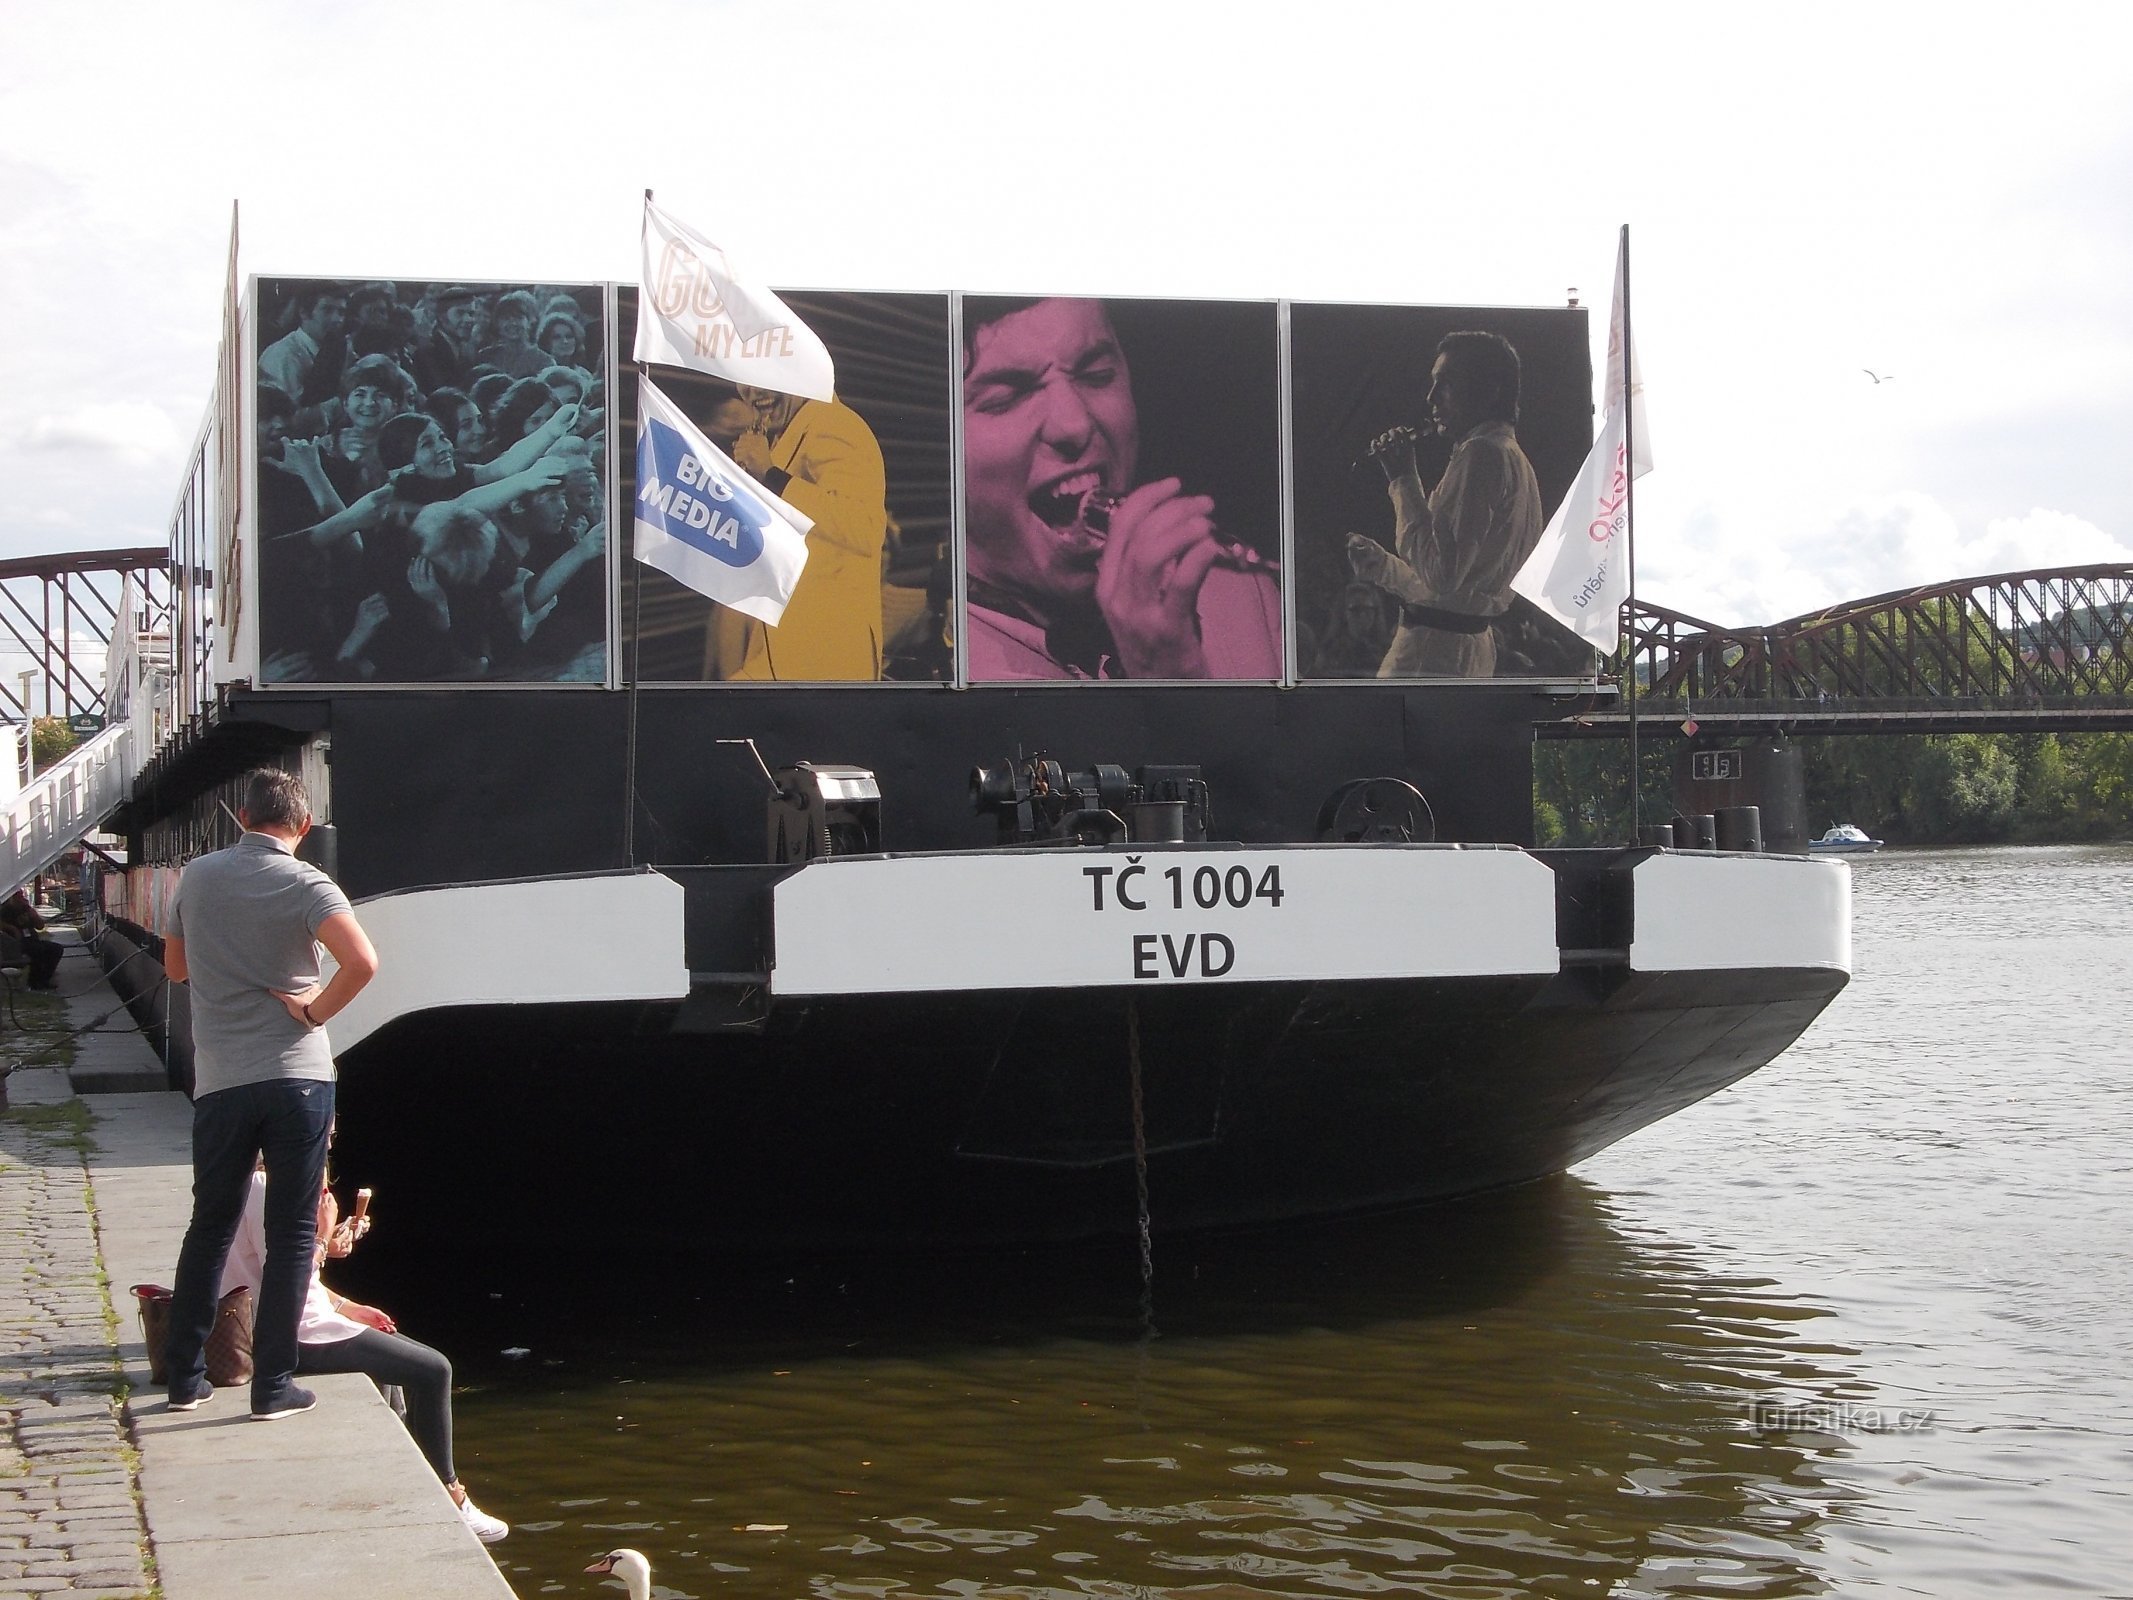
xmin=1862 ymin=369 xmax=1895 ymax=384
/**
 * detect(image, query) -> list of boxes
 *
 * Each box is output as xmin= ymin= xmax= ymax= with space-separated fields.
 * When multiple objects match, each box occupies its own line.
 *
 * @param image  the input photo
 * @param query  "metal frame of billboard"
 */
xmin=231 ymin=280 xmax=1598 ymax=694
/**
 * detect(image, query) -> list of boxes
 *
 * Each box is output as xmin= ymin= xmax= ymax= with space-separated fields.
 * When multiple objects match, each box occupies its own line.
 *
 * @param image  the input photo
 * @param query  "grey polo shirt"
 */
xmin=168 ymin=832 xmax=353 ymax=1097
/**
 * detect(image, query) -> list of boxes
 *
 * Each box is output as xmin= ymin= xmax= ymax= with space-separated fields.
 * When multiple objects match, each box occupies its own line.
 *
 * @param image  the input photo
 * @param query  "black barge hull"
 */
xmin=327 ymin=961 xmax=1842 ymax=1253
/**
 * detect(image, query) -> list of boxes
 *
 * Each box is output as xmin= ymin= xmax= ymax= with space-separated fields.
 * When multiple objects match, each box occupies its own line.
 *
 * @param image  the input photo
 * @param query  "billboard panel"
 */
xmin=246 ymin=273 xmax=1597 ymax=691
xmin=620 ymin=288 xmax=954 ymax=683
xmin=958 ymin=296 xmax=1283 ymax=682
xmin=1289 ymin=303 xmax=1593 ymax=680
xmin=253 ymin=276 xmax=610 ymax=684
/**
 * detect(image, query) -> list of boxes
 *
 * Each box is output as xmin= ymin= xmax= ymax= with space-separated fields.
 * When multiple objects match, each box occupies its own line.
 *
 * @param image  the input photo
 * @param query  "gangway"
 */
xmin=0 ymin=722 xmax=138 ymax=903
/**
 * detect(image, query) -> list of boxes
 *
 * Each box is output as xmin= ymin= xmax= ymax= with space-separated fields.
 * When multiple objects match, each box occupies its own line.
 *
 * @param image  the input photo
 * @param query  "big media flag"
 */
xmin=634 ymin=376 xmax=811 ymax=624
xmin=635 ymin=197 xmax=836 ymax=401
xmin=1510 ymin=228 xmax=1652 ymax=654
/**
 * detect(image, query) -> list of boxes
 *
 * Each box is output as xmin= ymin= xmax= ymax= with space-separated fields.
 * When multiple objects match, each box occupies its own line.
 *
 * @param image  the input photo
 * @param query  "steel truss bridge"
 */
xmin=0 ymin=548 xmax=173 ymax=724
xmin=1545 ymin=565 xmax=2133 ymax=738
xmin=2 ymin=551 xmax=2128 ymax=740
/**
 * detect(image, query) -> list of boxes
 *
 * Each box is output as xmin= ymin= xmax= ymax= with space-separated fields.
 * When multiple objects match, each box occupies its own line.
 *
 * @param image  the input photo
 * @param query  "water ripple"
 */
xmin=425 ymin=846 xmax=2133 ymax=1599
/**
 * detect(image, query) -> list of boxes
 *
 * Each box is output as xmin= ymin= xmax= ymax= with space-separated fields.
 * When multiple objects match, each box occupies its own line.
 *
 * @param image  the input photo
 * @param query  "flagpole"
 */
xmin=622 ymin=513 xmax=645 ymax=866
xmin=1619 ymin=225 xmax=1640 ymax=840
xmin=622 ymin=188 xmax=654 ymax=867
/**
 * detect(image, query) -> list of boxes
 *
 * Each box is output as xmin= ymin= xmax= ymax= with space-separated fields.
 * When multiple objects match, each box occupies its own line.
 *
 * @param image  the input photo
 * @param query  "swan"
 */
xmin=586 ymin=1548 xmax=652 ymax=1600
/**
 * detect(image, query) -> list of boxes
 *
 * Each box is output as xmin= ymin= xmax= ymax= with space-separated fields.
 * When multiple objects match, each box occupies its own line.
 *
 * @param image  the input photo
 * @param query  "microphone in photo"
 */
xmin=1076 ymin=489 xmax=1281 ymax=577
xmin=1363 ymin=425 xmax=1420 ymax=462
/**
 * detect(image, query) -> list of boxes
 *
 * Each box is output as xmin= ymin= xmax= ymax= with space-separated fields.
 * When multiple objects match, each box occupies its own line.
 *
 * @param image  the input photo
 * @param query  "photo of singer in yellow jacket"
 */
xmin=725 ymin=387 xmax=889 ymax=680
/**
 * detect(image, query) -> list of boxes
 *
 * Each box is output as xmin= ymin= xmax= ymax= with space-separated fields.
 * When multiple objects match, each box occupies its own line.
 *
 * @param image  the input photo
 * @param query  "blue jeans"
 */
xmin=165 ymin=1077 xmax=335 ymax=1408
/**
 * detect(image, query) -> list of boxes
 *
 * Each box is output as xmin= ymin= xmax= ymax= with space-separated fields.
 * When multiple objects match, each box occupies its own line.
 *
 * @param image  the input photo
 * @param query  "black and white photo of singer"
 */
xmin=1344 ymin=331 xmax=1545 ymax=677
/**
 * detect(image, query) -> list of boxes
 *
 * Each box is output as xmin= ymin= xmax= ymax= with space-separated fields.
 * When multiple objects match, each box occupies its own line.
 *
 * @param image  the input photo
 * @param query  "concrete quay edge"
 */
xmin=16 ymin=932 xmax=516 ymax=1599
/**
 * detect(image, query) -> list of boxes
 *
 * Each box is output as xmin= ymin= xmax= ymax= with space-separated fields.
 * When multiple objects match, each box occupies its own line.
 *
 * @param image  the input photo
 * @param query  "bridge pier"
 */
xmin=1673 ymin=738 xmax=1808 ymax=854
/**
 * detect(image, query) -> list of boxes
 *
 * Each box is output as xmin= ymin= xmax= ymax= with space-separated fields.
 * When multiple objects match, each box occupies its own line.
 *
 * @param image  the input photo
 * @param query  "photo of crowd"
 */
xmin=1289 ymin=303 xmax=1594 ymax=680
xmin=253 ymin=277 xmax=610 ymax=684
xmin=958 ymin=295 xmax=1283 ymax=682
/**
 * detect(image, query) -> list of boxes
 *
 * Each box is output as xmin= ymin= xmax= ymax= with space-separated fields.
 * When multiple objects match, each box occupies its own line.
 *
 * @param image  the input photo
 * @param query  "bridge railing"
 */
xmin=0 ymin=549 xmax=172 ymax=724
xmin=1 ymin=722 xmax=137 ymax=902
xmin=1547 ymin=690 xmax=2133 ymax=738
xmin=1621 ymin=568 xmax=2133 ymax=712
xmin=1625 ymin=691 xmax=2133 ymax=716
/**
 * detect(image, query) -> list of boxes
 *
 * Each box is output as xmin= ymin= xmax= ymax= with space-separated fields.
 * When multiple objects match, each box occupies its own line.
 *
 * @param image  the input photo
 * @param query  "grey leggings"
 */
xmin=298 ymin=1328 xmax=455 ymax=1483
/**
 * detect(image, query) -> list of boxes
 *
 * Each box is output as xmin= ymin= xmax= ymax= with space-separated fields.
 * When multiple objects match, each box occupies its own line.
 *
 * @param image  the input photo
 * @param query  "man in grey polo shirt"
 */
xmin=162 ymin=768 xmax=379 ymax=1419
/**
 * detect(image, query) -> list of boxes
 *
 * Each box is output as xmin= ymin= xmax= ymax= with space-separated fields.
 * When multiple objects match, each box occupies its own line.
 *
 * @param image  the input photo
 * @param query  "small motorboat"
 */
xmin=1810 ymin=824 xmax=1883 ymax=854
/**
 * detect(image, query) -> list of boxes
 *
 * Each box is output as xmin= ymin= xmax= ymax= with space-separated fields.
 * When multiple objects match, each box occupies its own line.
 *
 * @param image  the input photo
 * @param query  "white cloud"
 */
xmin=1638 ymin=494 xmax=2133 ymax=630
xmin=23 ymin=402 xmax=183 ymax=463
xmin=1967 ymin=508 xmax=2133 ymax=575
xmin=2 ymin=0 xmax=2129 ymax=589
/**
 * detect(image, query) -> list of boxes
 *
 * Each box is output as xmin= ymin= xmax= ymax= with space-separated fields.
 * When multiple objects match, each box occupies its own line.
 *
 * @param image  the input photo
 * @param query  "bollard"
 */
xmin=1715 ymin=805 xmax=1763 ymax=852
xmin=1638 ymin=824 xmax=1675 ymax=847
xmin=1131 ymin=800 xmax=1187 ymax=843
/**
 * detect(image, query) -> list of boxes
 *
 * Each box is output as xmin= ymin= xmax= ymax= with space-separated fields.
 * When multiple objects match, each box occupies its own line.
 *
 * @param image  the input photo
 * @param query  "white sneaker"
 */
xmin=455 ymin=1494 xmax=509 ymax=1544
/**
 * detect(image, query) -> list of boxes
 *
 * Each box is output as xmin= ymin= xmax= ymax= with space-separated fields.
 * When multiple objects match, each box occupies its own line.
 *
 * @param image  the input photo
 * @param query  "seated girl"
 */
xmin=220 ymin=1168 xmax=509 ymax=1544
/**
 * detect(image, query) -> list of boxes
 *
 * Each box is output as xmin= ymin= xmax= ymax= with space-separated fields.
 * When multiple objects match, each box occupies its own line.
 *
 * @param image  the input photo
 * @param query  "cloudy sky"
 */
xmin=3 ymin=0 xmax=2129 ymax=628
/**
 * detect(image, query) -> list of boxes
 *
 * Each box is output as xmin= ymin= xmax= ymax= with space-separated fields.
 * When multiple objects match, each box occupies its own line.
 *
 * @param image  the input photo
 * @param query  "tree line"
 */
xmin=1796 ymin=732 xmax=2133 ymax=844
xmin=1535 ymin=732 xmax=2133 ymax=847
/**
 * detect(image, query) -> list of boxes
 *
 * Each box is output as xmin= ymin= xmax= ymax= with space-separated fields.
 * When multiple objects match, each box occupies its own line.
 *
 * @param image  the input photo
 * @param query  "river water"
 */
xmin=400 ymin=846 xmax=2133 ymax=1598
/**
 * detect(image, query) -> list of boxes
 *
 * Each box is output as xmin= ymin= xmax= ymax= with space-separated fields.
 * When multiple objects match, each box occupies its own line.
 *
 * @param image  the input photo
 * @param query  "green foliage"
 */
xmin=2007 ymin=735 xmax=2076 ymax=839
xmin=1 ymin=1098 xmax=95 ymax=1154
xmin=0 ymin=987 xmax=78 ymax=1072
xmin=2073 ymin=733 xmax=2133 ymax=807
xmin=1909 ymin=736 xmax=2017 ymax=839
xmin=1801 ymin=731 xmax=2133 ymax=844
xmin=1532 ymin=799 xmax=1566 ymax=847
xmin=1800 ymin=737 xmax=1912 ymax=835
xmin=1532 ymin=738 xmax=1676 ymax=845
xmin=29 ymin=716 xmax=76 ymax=773
xmin=1543 ymin=730 xmax=2133 ymax=847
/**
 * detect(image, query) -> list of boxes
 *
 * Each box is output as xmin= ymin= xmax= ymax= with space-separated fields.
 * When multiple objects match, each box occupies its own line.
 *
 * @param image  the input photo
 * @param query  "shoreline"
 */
xmin=1 ymin=931 xmax=514 ymax=1599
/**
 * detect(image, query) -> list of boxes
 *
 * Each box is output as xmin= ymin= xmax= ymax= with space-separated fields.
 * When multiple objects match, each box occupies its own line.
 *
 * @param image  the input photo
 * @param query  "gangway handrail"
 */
xmin=0 ymin=722 xmax=137 ymax=903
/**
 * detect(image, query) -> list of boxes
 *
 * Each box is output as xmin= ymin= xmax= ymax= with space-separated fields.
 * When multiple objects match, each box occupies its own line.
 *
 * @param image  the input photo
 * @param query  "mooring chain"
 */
xmin=1126 ymin=998 xmax=1158 ymax=1340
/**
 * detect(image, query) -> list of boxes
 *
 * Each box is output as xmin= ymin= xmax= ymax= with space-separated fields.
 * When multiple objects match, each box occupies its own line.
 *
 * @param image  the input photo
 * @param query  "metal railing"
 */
xmin=1628 ymin=567 xmax=2133 ymax=704
xmin=0 ymin=722 xmax=137 ymax=902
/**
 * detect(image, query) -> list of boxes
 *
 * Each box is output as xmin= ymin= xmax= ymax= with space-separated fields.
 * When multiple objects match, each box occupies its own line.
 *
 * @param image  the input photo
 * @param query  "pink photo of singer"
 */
xmin=958 ymin=295 xmax=1283 ymax=682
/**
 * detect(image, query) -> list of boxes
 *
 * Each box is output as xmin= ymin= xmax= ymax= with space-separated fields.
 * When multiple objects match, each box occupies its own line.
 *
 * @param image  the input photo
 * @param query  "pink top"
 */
xmin=219 ymin=1171 xmax=368 ymax=1344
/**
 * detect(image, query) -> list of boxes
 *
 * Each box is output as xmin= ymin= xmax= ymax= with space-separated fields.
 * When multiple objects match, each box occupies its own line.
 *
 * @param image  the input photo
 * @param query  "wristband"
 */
xmin=302 ymin=1003 xmax=319 ymax=1028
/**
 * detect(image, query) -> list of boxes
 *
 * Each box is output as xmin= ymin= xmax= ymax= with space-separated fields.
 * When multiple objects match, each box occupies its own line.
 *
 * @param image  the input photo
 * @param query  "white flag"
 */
xmin=1604 ymin=231 xmax=1652 ymax=478
xmin=1511 ymin=229 xmax=1651 ymax=654
xmin=633 ymin=376 xmax=810 ymax=624
xmin=635 ymin=197 xmax=836 ymax=401
xmin=1513 ymin=407 xmax=1632 ymax=652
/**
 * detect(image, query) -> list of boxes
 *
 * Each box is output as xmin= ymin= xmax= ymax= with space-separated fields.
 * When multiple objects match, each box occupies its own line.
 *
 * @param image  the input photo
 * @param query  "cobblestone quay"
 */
xmin=1 ymin=1063 xmax=153 ymax=1599
xmin=3 ymin=932 xmax=514 ymax=1599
